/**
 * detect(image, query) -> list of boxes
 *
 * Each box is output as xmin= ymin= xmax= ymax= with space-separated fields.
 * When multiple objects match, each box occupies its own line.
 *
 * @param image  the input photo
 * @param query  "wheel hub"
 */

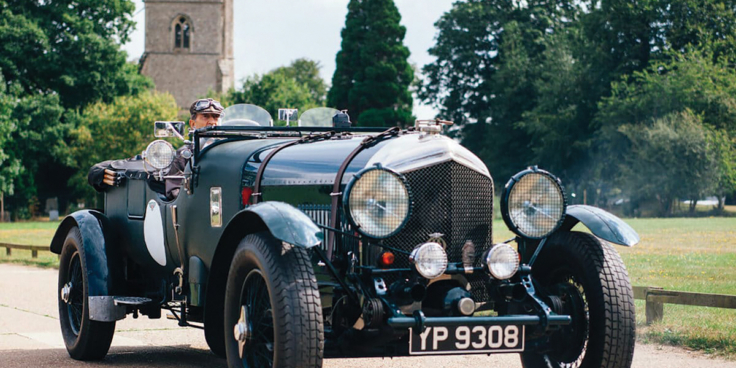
xmin=548 ymin=280 xmax=588 ymax=363
xmin=61 ymin=281 xmax=73 ymax=304
xmin=234 ymin=305 xmax=251 ymax=358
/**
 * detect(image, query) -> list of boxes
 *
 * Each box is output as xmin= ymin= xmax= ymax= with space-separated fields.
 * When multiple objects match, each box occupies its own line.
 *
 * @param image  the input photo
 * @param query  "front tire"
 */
xmin=521 ymin=231 xmax=635 ymax=368
xmin=58 ymin=227 xmax=116 ymax=360
xmin=224 ymin=232 xmax=324 ymax=368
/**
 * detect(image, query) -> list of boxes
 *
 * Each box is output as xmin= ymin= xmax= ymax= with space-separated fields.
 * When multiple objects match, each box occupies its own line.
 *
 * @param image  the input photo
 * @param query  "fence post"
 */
xmin=645 ymin=287 xmax=664 ymax=325
xmin=5 ymin=247 xmax=10 ymax=256
xmin=31 ymin=250 xmax=38 ymax=258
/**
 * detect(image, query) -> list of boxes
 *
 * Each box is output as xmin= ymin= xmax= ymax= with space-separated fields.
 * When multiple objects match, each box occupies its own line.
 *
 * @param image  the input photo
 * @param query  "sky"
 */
xmin=121 ymin=0 xmax=457 ymax=118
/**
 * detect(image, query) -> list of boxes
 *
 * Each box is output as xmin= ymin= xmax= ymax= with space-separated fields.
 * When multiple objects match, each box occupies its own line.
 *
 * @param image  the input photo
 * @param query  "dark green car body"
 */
xmin=51 ymin=109 xmax=640 ymax=366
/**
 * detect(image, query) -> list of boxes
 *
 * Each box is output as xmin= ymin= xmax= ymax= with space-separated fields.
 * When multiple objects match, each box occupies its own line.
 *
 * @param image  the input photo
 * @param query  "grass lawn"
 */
xmin=2 ymin=217 xmax=735 ymax=357
xmin=0 ymin=221 xmax=61 ymax=268
xmin=618 ymin=217 xmax=736 ymax=358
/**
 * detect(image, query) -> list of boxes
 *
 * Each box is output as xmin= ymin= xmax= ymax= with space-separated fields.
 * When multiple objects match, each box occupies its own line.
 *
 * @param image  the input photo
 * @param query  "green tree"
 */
xmin=328 ymin=0 xmax=414 ymax=127
xmin=227 ymin=59 xmax=327 ymax=121
xmin=617 ymin=111 xmax=719 ymax=216
xmin=595 ymin=52 xmax=736 ymax=214
xmin=660 ymin=0 xmax=736 ymax=61
xmin=273 ymin=59 xmax=327 ymax=105
xmin=562 ymin=0 xmax=736 ymax=186
xmin=0 ymin=79 xmax=21 ymax=204
xmin=419 ymin=0 xmax=578 ymax=181
xmin=707 ymin=129 xmax=736 ymax=212
xmin=3 ymin=93 xmax=69 ymax=218
xmin=595 ymin=51 xmax=736 ymax=181
xmin=68 ymin=91 xmax=179 ymax=205
xmin=2 ymin=62 xmax=151 ymax=217
xmin=597 ymin=51 xmax=736 ymax=135
xmin=0 ymin=0 xmax=150 ymax=216
xmin=0 ymin=0 xmax=139 ymax=109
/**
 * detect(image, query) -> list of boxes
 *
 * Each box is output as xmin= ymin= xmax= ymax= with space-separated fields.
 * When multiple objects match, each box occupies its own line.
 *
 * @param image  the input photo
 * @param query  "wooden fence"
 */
xmin=633 ymin=286 xmax=736 ymax=324
xmin=1 ymin=242 xmax=50 ymax=259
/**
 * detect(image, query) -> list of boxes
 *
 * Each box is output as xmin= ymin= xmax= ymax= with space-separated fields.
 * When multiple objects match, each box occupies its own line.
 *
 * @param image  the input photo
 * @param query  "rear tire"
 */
xmin=58 ymin=227 xmax=116 ymax=360
xmin=520 ymin=231 xmax=635 ymax=368
xmin=224 ymin=232 xmax=323 ymax=368
xmin=205 ymin=322 xmax=227 ymax=358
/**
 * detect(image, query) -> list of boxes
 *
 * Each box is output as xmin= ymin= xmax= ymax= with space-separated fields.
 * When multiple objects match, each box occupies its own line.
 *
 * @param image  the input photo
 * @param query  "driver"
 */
xmin=165 ymin=98 xmax=225 ymax=198
xmin=171 ymin=98 xmax=224 ymax=172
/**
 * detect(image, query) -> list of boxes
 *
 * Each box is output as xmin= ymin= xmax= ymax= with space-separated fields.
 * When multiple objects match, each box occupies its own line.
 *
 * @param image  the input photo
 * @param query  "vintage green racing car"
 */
xmin=51 ymin=104 xmax=639 ymax=368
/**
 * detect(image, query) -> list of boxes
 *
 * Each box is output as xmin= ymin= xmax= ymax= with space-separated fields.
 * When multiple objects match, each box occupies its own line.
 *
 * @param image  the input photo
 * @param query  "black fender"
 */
xmin=206 ymin=201 xmax=322 ymax=310
xmin=559 ymin=205 xmax=640 ymax=246
xmin=237 ymin=201 xmax=323 ymax=248
xmin=51 ymin=210 xmax=126 ymax=321
xmin=203 ymin=201 xmax=323 ymax=350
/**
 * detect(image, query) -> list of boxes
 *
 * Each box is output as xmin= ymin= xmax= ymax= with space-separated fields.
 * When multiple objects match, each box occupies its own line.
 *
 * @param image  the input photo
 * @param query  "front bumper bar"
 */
xmin=387 ymin=314 xmax=571 ymax=330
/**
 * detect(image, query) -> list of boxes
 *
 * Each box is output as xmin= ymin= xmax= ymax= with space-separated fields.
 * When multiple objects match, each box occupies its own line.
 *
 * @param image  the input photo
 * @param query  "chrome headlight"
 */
xmin=143 ymin=140 xmax=175 ymax=170
xmin=501 ymin=167 xmax=566 ymax=239
xmin=343 ymin=166 xmax=411 ymax=238
xmin=484 ymin=243 xmax=519 ymax=280
xmin=410 ymin=242 xmax=448 ymax=279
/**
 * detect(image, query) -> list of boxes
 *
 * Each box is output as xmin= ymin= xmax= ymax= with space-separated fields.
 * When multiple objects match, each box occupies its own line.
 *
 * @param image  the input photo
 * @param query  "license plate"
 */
xmin=409 ymin=325 xmax=525 ymax=355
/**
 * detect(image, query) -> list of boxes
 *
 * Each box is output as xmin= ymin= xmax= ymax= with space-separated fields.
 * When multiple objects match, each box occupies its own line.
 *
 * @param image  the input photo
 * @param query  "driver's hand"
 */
xmin=103 ymin=169 xmax=125 ymax=187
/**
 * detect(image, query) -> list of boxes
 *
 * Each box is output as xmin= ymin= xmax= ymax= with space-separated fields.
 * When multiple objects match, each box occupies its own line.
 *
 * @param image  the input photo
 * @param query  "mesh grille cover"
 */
xmin=382 ymin=161 xmax=494 ymax=301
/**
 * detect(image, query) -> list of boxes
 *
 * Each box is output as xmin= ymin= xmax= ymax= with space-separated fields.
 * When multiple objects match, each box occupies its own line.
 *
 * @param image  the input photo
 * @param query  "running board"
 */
xmin=88 ymin=296 xmax=154 ymax=322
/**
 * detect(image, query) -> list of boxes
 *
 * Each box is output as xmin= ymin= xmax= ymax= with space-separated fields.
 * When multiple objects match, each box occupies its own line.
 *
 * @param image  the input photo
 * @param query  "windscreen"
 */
xmin=221 ymin=104 xmax=273 ymax=127
xmin=299 ymin=107 xmax=339 ymax=127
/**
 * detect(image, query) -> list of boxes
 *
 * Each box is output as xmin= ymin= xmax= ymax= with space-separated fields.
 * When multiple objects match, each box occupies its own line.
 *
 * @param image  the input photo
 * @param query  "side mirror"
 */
xmin=154 ymin=121 xmax=187 ymax=139
xmin=277 ymin=109 xmax=298 ymax=126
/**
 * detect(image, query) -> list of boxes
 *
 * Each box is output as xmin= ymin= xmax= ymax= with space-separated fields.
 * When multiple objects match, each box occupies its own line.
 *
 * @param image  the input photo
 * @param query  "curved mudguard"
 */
xmin=239 ymin=201 xmax=323 ymax=248
xmin=50 ymin=210 xmax=126 ymax=321
xmin=560 ymin=205 xmax=640 ymax=246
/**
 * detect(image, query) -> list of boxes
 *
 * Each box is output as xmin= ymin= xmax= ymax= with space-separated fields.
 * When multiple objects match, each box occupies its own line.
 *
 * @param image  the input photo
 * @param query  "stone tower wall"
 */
xmin=141 ymin=0 xmax=234 ymax=109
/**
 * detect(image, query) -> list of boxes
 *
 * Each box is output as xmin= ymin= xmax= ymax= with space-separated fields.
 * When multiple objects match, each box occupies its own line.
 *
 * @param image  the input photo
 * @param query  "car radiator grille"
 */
xmin=299 ymin=204 xmax=331 ymax=229
xmin=380 ymin=161 xmax=494 ymax=301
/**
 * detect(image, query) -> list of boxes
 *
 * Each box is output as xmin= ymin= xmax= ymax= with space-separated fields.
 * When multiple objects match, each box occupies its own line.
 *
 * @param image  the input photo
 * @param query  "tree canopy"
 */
xmin=328 ymin=0 xmax=414 ymax=127
xmin=616 ymin=110 xmax=719 ymax=216
xmin=0 ymin=78 xmax=21 ymax=197
xmin=227 ymin=59 xmax=327 ymax=120
xmin=419 ymin=0 xmax=580 ymax=181
xmin=421 ymin=0 xmax=736 ymax=214
xmin=0 ymin=0 xmax=141 ymax=109
xmin=0 ymin=0 xmax=152 ymax=218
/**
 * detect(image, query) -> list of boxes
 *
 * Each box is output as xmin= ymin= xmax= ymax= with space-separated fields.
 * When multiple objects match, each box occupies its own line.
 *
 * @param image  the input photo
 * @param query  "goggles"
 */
xmin=192 ymin=99 xmax=224 ymax=114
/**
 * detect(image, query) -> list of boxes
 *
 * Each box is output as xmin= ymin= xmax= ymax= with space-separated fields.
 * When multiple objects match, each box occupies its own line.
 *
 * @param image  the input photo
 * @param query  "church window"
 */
xmin=174 ymin=17 xmax=191 ymax=49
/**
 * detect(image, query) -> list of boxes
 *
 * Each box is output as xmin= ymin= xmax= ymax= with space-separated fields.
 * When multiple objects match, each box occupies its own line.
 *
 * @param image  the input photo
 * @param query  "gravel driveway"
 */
xmin=1 ymin=263 xmax=733 ymax=368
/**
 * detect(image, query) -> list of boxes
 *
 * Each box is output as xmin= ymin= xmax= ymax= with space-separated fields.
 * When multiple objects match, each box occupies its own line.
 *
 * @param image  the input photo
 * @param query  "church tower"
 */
xmin=139 ymin=0 xmax=234 ymax=109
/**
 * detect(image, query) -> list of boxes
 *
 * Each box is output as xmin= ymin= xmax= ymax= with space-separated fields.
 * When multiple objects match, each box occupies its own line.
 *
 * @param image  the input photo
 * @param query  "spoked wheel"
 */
xmin=224 ymin=232 xmax=323 ymax=368
xmin=64 ymin=252 xmax=84 ymax=335
xmin=235 ymin=270 xmax=275 ymax=367
xmin=58 ymin=227 xmax=115 ymax=360
xmin=521 ymin=231 xmax=635 ymax=368
xmin=540 ymin=271 xmax=590 ymax=366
